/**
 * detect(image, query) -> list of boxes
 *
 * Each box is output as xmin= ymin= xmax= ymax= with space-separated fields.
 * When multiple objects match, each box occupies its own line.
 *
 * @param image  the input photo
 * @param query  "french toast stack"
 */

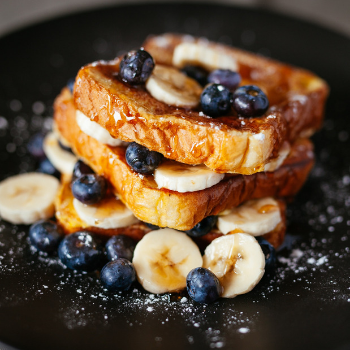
xmin=48 ymin=33 xmax=328 ymax=298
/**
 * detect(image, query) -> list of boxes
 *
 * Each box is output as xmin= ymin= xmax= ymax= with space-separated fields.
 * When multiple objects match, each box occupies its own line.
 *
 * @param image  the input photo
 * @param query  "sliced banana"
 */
xmin=133 ymin=228 xmax=203 ymax=294
xmin=73 ymin=197 xmax=139 ymax=229
xmin=218 ymin=197 xmax=281 ymax=236
xmin=52 ymin=120 xmax=71 ymax=149
xmin=173 ymin=42 xmax=238 ymax=71
xmin=43 ymin=132 xmax=77 ymax=174
xmin=263 ymin=141 xmax=291 ymax=172
xmin=0 ymin=173 xmax=59 ymax=224
xmin=154 ymin=160 xmax=224 ymax=193
xmin=145 ymin=64 xmax=202 ymax=108
xmin=76 ymin=110 xmax=127 ymax=147
xmin=203 ymin=233 xmax=265 ymax=298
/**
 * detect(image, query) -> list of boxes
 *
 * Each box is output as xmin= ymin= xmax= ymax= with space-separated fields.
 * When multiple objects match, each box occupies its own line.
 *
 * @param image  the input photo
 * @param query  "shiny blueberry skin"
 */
xmin=38 ymin=158 xmax=60 ymax=178
xmin=58 ymin=231 xmax=104 ymax=272
xmin=119 ymin=49 xmax=155 ymax=85
xmin=256 ymin=237 xmax=276 ymax=271
xmin=181 ymin=65 xmax=208 ymax=86
xmin=200 ymin=83 xmax=232 ymax=117
xmin=27 ymin=133 xmax=46 ymax=159
xmin=208 ymin=69 xmax=241 ymax=91
xmin=100 ymin=258 xmax=136 ymax=292
xmin=105 ymin=235 xmax=136 ymax=261
xmin=71 ymin=174 xmax=107 ymax=205
xmin=232 ymin=85 xmax=269 ymax=117
xmin=72 ymin=160 xmax=94 ymax=182
xmin=126 ymin=142 xmax=163 ymax=174
xmin=185 ymin=216 xmax=218 ymax=238
xmin=187 ymin=267 xmax=222 ymax=304
xmin=29 ymin=220 xmax=62 ymax=253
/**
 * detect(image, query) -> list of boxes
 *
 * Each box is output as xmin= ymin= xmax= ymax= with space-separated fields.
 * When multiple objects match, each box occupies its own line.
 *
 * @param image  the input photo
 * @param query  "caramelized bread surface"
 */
xmin=73 ymin=33 xmax=328 ymax=174
xmin=55 ymin=88 xmax=314 ymax=230
xmin=55 ymin=179 xmax=286 ymax=249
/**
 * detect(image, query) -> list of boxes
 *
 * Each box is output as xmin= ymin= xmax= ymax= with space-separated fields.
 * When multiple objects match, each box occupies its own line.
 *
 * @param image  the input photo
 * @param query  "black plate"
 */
xmin=0 ymin=3 xmax=350 ymax=350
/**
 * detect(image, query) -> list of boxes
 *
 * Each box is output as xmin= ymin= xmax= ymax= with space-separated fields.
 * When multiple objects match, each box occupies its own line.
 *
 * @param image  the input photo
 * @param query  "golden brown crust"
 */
xmin=55 ymin=179 xmax=286 ymax=249
xmin=55 ymin=88 xmax=314 ymax=230
xmin=73 ymin=33 xmax=328 ymax=174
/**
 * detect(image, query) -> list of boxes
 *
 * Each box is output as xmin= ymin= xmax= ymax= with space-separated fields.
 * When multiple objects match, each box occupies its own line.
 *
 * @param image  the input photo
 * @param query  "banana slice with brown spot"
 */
xmin=203 ymin=233 xmax=265 ymax=298
xmin=132 ymin=228 xmax=203 ymax=294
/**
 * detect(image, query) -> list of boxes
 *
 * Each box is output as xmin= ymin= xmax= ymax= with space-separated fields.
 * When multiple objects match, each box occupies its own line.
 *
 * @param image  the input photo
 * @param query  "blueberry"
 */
xmin=208 ymin=69 xmax=241 ymax=91
xmin=58 ymin=231 xmax=104 ymax=272
xmin=38 ymin=158 xmax=60 ymax=178
xmin=27 ymin=133 xmax=45 ymax=159
xmin=58 ymin=140 xmax=73 ymax=153
xmin=187 ymin=267 xmax=222 ymax=304
xmin=67 ymin=78 xmax=75 ymax=94
xmin=145 ymin=222 xmax=160 ymax=230
xmin=71 ymin=174 xmax=107 ymax=205
xmin=125 ymin=142 xmax=163 ymax=174
xmin=29 ymin=220 xmax=62 ymax=253
xmin=185 ymin=216 xmax=218 ymax=238
xmin=119 ymin=49 xmax=155 ymax=85
xmin=100 ymin=258 xmax=136 ymax=292
xmin=72 ymin=160 xmax=94 ymax=182
xmin=256 ymin=237 xmax=276 ymax=271
xmin=232 ymin=85 xmax=269 ymax=117
xmin=200 ymin=84 xmax=232 ymax=117
xmin=105 ymin=235 xmax=136 ymax=261
xmin=181 ymin=65 xmax=208 ymax=86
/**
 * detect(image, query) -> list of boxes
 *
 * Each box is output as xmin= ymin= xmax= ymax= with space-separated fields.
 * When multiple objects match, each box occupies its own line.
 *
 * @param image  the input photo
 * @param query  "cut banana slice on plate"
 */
xmin=154 ymin=160 xmax=224 ymax=192
xmin=133 ymin=228 xmax=203 ymax=294
xmin=0 ymin=173 xmax=59 ymax=224
xmin=43 ymin=132 xmax=77 ymax=174
xmin=203 ymin=233 xmax=265 ymax=298
xmin=145 ymin=64 xmax=202 ymax=108
xmin=73 ymin=197 xmax=139 ymax=229
xmin=76 ymin=110 xmax=127 ymax=147
xmin=217 ymin=197 xmax=281 ymax=236
xmin=173 ymin=42 xmax=238 ymax=72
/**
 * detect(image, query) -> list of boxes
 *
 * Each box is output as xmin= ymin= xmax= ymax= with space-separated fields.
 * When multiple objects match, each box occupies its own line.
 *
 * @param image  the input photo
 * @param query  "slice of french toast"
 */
xmin=55 ymin=177 xmax=286 ymax=249
xmin=55 ymin=88 xmax=314 ymax=230
xmin=73 ymin=33 xmax=328 ymax=174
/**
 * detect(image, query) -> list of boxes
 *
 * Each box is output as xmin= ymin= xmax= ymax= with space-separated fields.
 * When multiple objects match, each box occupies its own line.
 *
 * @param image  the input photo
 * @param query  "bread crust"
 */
xmin=55 ymin=88 xmax=314 ymax=230
xmin=73 ymin=33 xmax=328 ymax=174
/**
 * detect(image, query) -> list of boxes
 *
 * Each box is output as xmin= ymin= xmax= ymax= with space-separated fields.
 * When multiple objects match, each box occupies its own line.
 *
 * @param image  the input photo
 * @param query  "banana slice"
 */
xmin=52 ymin=120 xmax=71 ymax=149
xmin=218 ymin=197 xmax=281 ymax=236
xmin=145 ymin=64 xmax=202 ymax=108
xmin=154 ymin=160 xmax=224 ymax=193
xmin=76 ymin=110 xmax=127 ymax=147
xmin=203 ymin=233 xmax=265 ymax=298
xmin=133 ymin=228 xmax=203 ymax=294
xmin=0 ymin=173 xmax=59 ymax=224
xmin=173 ymin=42 xmax=238 ymax=71
xmin=43 ymin=132 xmax=77 ymax=174
xmin=263 ymin=141 xmax=291 ymax=172
xmin=73 ymin=197 xmax=139 ymax=229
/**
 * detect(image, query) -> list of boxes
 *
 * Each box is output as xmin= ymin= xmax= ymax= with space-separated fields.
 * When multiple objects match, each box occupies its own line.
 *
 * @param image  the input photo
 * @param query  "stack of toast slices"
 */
xmin=47 ymin=33 xmax=328 ymax=297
